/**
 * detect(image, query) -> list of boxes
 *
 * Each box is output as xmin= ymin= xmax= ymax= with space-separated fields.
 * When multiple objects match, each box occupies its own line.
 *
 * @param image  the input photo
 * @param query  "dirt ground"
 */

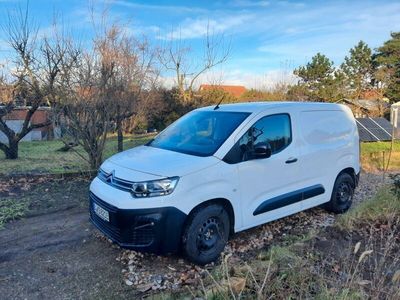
xmin=0 ymin=177 xmax=140 ymax=299
xmin=0 ymin=173 xmax=392 ymax=299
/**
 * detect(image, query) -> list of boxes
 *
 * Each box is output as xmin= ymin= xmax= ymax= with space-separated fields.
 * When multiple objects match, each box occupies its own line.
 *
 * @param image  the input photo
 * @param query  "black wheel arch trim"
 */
xmin=185 ymin=198 xmax=235 ymax=236
xmin=253 ymin=184 xmax=325 ymax=216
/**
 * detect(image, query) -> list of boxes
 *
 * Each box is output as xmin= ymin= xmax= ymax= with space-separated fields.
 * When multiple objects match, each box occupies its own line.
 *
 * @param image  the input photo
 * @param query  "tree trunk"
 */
xmin=5 ymin=140 xmax=19 ymax=159
xmin=117 ymin=118 xmax=123 ymax=152
xmin=89 ymin=151 xmax=102 ymax=171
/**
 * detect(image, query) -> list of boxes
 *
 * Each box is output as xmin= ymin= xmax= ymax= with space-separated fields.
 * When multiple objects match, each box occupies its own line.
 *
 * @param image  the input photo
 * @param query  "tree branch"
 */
xmin=0 ymin=141 xmax=9 ymax=153
xmin=0 ymin=117 xmax=14 ymax=139
xmin=28 ymin=119 xmax=52 ymax=130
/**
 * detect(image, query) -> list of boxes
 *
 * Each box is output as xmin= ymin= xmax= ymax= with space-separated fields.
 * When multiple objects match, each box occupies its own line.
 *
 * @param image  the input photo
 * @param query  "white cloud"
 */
xmin=215 ymin=69 xmax=297 ymax=90
xmin=160 ymin=68 xmax=297 ymax=91
xmin=256 ymin=1 xmax=400 ymax=66
xmin=124 ymin=24 xmax=161 ymax=37
xmin=160 ymin=14 xmax=253 ymax=40
xmin=109 ymin=0 xmax=207 ymax=14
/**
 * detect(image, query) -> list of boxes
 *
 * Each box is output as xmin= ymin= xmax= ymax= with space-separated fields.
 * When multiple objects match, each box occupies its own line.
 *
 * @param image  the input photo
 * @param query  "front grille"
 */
xmin=132 ymin=222 xmax=155 ymax=246
xmin=90 ymin=192 xmax=117 ymax=212
xmin=97 ymin=169 xmax=133 ymax=192
xmin=90 ymin=193 xmax=121 ymax=241
xmin=89 ymin=192 xmax=158 ymax=248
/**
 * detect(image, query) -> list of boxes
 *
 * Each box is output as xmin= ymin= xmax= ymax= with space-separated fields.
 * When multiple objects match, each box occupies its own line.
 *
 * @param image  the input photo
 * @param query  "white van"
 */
xmin=90 ymin=102 xmax=360 ymax=264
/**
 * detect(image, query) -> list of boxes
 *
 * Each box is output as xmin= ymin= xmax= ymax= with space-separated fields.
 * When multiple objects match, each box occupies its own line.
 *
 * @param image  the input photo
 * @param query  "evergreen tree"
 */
xmin=295 ymin=53 xmax=334 ymax=84
xmin=341 ymin=41 xmax=373 ymax=99
xmin=293 ymin=53 xmax=344 ymax=102
xmin=386 ymin=63 xmax=400 ymax=102
xmin=374 ymin=32 xmax=400 ymax=103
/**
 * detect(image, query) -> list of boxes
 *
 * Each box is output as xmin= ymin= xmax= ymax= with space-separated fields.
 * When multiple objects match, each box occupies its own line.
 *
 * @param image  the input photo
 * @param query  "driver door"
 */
xmin=235 ymin=112 xmax=301 ymax=230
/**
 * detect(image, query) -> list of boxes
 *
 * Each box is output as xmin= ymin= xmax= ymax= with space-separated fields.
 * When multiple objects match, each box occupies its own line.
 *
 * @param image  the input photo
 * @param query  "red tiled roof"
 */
xmin=199 ymin=84 xmax=246 ymax=98
xmin=2 ymin=107 xmax=51 ymax=131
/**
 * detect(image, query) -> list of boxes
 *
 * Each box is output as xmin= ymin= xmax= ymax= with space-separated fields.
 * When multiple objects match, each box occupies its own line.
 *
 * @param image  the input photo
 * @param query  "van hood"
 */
xmin=106 ymin=145 xmax=221 ymax=177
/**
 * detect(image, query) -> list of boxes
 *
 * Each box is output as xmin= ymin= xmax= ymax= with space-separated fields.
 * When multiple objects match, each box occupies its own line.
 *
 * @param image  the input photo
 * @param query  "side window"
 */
xmin=223 ymin=113 xmax=292 ymax=164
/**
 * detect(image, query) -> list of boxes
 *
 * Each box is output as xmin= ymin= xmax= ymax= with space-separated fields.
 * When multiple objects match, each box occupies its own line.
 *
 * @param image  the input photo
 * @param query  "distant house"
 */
xmin=0 ymin=106 xmax=53 ymax=143
xmin=343 ymin=89 xmax=389 ymax=118
xmin=199 ymin=84 xmax=247 ymax=98
xmin=343 ymin=98 xmax=390 ymax=118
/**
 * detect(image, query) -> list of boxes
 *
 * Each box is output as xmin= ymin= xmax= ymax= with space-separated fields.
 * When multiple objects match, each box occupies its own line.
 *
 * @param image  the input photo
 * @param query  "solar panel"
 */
xmin=374 ymin=117 xmax=393 ymax=132
xmin=356 ymin=125 xmax=377 ymax=142
xmin=356 ymin=117 xmax=393 ymax=142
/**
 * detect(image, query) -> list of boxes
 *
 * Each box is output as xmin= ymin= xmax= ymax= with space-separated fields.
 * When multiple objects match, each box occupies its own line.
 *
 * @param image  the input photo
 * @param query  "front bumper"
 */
xmin=89 ymin=192 xmax=187 ymax=254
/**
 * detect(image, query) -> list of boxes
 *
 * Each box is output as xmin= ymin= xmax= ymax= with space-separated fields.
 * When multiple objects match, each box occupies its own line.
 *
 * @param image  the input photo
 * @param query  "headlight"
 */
xmin=131 ymin=177 xmax=179 ymax=198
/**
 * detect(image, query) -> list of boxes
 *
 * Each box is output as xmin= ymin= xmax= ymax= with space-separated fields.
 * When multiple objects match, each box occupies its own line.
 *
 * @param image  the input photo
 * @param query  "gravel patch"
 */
xmin=353 ymin=172 xmax=392 ymax=204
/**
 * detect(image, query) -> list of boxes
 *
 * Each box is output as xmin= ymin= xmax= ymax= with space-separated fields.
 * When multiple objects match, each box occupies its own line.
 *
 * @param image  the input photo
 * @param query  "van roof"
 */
xmin=199 ymin=101 xmax=345 ymax=113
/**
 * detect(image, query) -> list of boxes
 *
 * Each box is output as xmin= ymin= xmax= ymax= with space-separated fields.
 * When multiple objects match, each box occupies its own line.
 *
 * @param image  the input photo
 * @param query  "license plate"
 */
xmin=93 ymin=203 xmax=109 ymax=222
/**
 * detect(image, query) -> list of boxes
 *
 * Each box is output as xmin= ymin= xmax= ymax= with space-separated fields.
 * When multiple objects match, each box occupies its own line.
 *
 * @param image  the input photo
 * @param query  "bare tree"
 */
xmin=0 ymin=7 xmax=64 ymax=159
xmin=159 ymin=25 xmax=230 ymax=103
xmin=56 ymin=22 xmax=159 ymax=169
xmin=96 ymin=25 xmax=158 ymax=152
xmin=54 ymin=35 xmax=117 ymax=170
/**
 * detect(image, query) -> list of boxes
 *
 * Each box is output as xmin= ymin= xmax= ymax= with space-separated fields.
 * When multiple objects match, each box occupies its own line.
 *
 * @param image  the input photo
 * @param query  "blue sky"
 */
xmin=1 ymin=0 xmax=400 ymax=88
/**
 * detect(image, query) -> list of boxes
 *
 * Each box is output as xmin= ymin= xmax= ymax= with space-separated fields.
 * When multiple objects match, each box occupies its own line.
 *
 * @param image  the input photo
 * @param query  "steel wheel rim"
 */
xmin=336 ymin=182 xmax=351 ymax=204
xmin=196 ymin=217 xmax=223 ymax=253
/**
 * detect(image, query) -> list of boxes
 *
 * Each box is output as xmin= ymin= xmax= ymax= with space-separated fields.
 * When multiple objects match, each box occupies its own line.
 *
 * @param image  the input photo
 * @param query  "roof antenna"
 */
xmin=214 ymin=99 xmax=223 ymax=110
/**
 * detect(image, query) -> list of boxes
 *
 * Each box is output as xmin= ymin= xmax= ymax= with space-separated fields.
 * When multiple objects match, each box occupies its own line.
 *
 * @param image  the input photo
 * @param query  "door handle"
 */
xmin=285 ymin=158 xmax=298 ymax=164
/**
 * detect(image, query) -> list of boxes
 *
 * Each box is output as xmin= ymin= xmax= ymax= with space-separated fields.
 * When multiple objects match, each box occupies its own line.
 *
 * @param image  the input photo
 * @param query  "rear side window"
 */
xmin=224 ymin=113 xmax=292 ymax=163
xmin=300 ymin=110 xmax=352 ymax=145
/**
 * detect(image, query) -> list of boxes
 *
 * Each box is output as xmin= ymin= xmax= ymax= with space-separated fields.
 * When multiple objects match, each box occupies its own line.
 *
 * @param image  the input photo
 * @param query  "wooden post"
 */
xmin=382 ymin=151 xmax=385 ymax=182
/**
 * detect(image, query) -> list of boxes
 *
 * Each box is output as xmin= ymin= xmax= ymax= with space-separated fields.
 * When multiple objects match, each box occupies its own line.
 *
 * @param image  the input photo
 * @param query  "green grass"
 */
xmin=360 ymin=141 xmax=400 ymax=171
xmin=360 ymin=140 xmax=400 ymax=154
xmin=0 ymin=134 xmax=153 ymax=176
xmin=337 ymin=187 xmax=400 ymax=229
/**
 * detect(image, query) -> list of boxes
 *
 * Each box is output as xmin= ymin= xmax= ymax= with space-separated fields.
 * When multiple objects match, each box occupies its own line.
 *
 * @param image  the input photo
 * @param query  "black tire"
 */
xmin=182 ymin=204 xmax=230 ymax=265
xmin=325 ymin=173 xmax=354 ymax=213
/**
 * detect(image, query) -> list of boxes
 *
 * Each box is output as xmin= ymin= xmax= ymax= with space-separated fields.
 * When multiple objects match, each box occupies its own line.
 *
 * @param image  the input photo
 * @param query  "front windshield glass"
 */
xmin=148 ymin=111 xmax=250 ymax=157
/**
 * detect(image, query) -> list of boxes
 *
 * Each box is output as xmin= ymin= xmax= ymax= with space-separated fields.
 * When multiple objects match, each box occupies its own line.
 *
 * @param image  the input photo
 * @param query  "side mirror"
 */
xmin=254 ymin=142 xmax=272 ymax=159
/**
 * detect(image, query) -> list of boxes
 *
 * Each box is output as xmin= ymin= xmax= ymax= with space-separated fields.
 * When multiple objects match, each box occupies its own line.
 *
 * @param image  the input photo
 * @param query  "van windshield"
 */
xmin=148 ymin=111 xmax=250 ymax=157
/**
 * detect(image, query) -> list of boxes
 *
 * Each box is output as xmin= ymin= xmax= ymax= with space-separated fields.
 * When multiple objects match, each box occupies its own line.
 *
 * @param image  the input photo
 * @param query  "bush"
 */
xmin=196 ymin=88 xmax=238 ymax=106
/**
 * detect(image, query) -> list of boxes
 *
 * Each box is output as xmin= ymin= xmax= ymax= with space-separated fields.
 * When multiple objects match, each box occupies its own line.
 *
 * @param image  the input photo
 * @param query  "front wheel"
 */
xmin=182 ymin=204 xmax=230 ymax=265
xmin=325 ymin=173 xmax=355 ymax=213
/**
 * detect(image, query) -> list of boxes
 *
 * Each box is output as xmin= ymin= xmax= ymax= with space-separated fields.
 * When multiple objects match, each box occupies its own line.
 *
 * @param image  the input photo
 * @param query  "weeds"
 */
xmin=0 ymin=198 xmax=28 ymax=228
xmin=190 ymin=185 xmax=400 ymax=300
xmin=195 ymin=226 xmax=399 ymax=299
xmin=337 ymin=186 xmax=400 ymax=230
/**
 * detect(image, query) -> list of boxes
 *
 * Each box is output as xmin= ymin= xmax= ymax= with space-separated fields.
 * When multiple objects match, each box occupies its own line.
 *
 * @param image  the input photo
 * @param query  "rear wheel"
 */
xmin=325 ymin=173 xmax=354 ymax=213
xmin=182 ymin=204 xmax=230 ymax=265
